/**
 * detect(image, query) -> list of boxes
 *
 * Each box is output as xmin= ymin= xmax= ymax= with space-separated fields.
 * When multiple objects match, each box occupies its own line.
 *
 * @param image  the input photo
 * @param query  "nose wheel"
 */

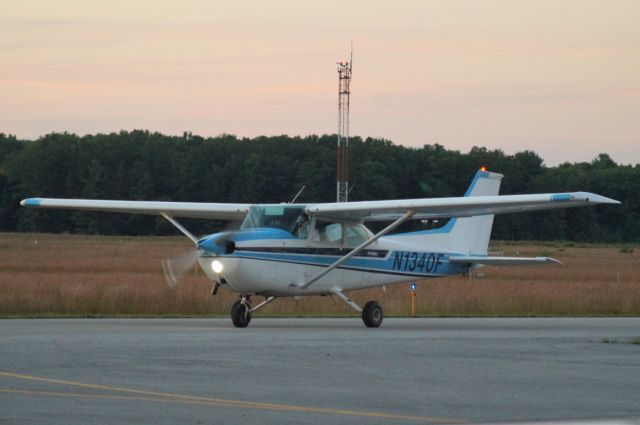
xmin=230 ymin=295 xmax=277 ymax=328
xmin=231 ymin=299 xmax=251 ymax=328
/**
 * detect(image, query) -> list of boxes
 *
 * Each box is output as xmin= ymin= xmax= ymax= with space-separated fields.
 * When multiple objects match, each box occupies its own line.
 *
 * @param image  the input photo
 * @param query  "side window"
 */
xmin=345 ymin=224 xmax=369 ymax=246
xmin=313 ymin=221 xmax=343 ymax=244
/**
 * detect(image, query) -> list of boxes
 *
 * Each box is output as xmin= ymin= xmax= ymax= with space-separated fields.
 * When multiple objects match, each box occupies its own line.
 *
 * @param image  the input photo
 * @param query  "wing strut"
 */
xmin=298 ymin=210 xmax=415 ymax=289
xmin=161 ymin=212 xmax=199 ymax=246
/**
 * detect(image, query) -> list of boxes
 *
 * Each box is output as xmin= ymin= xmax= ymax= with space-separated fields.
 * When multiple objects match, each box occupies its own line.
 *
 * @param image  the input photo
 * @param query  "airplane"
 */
xmin=20 ymin=168 xmax=619 ymax=328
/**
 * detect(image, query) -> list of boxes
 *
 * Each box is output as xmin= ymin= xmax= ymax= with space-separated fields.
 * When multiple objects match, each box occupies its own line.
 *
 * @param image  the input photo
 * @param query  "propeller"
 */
xmin=160 ymin=213 xmax=203 ymax=288
xmin=159 ymin=213 xmax=241 ymax=291
xmin=161 ymin=231 xmax=237 ymax=290
xmin=162 ymin=249 xmax=198 ymax=288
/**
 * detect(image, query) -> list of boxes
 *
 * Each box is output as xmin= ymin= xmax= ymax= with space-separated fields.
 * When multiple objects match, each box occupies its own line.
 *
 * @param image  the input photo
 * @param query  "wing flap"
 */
xmin=20 ymin=198 xmax=251 ymax=220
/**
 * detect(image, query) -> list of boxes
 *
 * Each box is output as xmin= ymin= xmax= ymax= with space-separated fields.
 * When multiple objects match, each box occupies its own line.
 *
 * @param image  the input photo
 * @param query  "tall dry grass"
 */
xmin=0 ymin=233 xmax=638 ymax=317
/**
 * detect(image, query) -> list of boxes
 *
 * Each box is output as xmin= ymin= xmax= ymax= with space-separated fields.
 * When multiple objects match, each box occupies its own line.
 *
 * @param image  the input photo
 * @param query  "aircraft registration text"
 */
xmin=392 ymin=251 xmax=444 ymax=273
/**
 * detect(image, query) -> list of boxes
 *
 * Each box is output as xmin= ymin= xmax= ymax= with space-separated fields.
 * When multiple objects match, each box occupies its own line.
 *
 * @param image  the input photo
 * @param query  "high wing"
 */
xmin=305 ymin=192 xmax=619 ymax=221
xmin=20 ymin=198 xmax=251 ymax=221
xmin=21 ymin=191 xmax=620 ymax=222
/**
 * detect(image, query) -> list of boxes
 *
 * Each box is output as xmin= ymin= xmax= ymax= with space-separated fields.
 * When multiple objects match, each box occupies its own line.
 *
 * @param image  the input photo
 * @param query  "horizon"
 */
xmin=1 ymin=0 xmax=638 ymax=166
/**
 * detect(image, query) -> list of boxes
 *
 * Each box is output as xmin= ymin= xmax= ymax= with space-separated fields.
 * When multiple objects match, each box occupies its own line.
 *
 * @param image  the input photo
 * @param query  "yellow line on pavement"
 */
xmin=0 ymin=371 xmax=464 ymax=423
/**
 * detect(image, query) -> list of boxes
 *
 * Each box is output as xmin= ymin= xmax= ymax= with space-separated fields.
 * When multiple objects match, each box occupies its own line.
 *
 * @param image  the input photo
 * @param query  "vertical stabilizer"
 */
xmin=447 ymin=170 xmax=503 ymax=254
xmin=391 ymin=169 xmax=503 ymax=255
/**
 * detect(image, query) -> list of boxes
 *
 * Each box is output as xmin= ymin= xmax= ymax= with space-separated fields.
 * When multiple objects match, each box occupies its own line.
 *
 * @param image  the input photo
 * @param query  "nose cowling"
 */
xmin=198 ymin=228 xmax=294 ymax=256
xmin=198 ymin=232 xmax=236 ymax=256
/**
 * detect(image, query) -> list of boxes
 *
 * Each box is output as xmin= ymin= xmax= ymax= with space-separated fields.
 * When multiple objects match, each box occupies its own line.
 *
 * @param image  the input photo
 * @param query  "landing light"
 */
xmin=211 ymin=260 xmax=224 ymax=274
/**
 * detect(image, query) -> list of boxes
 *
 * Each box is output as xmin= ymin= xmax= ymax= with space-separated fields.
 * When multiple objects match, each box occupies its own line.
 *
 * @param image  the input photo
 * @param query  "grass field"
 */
xmin=1 ymin=232 xmax=638 ymax=318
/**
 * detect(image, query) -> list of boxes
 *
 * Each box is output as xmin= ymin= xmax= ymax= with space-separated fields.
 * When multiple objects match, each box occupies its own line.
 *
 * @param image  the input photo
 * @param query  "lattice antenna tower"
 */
xmin=336 ymin=46 xmax=353 ymax=203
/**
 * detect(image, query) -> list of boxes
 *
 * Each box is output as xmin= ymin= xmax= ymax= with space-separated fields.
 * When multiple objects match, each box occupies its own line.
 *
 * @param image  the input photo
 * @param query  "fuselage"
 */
xmin=196 ymin=204 xmax=468 ymax=296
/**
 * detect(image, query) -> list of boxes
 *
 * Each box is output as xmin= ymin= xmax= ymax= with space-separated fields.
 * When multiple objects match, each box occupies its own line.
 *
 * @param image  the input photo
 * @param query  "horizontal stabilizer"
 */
xmin=449 ymin=256 xmax=561 ymax=266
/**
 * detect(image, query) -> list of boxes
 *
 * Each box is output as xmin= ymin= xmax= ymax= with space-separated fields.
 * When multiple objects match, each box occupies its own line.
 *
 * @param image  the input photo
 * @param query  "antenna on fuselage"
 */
xmin=289 ymin=185 xmax=306 ymax=204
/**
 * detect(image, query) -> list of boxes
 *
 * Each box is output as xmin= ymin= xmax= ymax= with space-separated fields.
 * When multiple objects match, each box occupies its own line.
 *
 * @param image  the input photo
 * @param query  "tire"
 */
xmin=362 ymin=301 xmax=383 ymax=328
xmin=231 ymin=300 xmax=252 ymax=328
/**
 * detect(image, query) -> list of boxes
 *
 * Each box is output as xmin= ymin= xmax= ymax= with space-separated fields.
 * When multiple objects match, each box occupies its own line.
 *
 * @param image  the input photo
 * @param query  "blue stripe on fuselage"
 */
xmin=206 ymin=248 xmax=466 ymax=277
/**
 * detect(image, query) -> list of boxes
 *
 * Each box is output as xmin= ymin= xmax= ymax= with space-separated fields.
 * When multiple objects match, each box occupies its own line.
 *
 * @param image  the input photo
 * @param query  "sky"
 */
xmin=1 ymin=0 xmax=638 ymax=165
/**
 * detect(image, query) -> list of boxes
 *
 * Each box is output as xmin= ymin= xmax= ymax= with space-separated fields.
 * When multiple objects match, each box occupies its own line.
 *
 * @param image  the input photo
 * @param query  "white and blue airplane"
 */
xmin=21 ymin=168 xmax=619 ymax=327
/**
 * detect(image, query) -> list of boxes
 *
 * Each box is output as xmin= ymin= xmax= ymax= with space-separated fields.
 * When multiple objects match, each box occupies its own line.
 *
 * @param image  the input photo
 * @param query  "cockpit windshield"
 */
xmin=241 ymin=206 xmax=309 ymax=238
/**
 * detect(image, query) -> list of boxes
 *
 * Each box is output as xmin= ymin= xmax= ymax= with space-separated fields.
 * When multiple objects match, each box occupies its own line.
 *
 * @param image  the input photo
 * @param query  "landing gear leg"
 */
xmin=332 ymin=290 xmax=384 ymax=328
xmin=230 ymin=296 xmax=277 ymax=328
xmin=231 ymin=296 xmax=251 ymax=328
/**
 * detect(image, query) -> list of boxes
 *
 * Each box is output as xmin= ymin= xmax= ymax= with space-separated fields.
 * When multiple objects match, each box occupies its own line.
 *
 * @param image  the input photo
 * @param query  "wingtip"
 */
xmin=590 ymin=194 xmax=621 ymax=205
xmin=572 ymin=192 xmax=621 ymax=205
xmin=20 ymin=198 xmax=41 ymax=207
xmin=534 ymin=256 xmax=561 ymax=265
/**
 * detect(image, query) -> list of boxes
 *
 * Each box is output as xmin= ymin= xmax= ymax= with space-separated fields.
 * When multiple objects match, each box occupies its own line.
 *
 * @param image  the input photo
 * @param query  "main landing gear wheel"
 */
xmin=362 ymin=301 xmax=383 ymax=328
xmin=231 ymin=300 xmax=251 ymax=328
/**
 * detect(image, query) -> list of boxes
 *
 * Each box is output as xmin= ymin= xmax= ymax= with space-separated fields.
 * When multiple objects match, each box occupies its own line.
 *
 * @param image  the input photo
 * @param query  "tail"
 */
xmin=448 ymin=169 xmax=503 ymax=254
xmin=393 ymin=169 xmax=503 ymax=255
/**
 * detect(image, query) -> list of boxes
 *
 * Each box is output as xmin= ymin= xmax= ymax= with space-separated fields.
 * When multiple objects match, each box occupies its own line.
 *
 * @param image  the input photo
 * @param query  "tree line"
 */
xmin=0 ymin=131 xmax=637 ymax=242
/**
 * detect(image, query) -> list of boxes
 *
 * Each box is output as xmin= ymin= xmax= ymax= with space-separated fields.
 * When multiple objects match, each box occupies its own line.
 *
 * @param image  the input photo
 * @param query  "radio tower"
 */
xmin=336 ymin=47 xmax=352 ymax=203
